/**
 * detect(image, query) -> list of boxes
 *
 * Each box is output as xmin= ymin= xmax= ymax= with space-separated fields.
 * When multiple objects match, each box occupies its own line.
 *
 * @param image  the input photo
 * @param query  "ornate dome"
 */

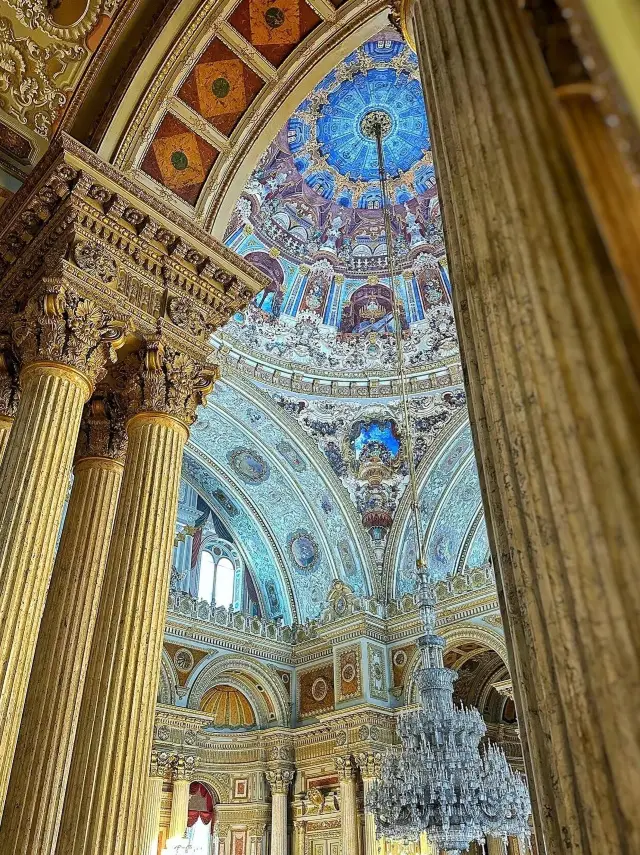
xmin=217 ymin=30 xmax=456 ymax=387
xmin=200 ymin=684 xmax=256 ymax=728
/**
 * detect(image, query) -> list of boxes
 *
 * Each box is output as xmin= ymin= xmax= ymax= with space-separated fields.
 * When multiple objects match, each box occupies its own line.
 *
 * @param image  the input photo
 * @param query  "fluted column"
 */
xmin=358 ymin=753 xmax=381 ymax=855
xmin=407 ymin=0 xmax=640 ymax=853
xmin=0 ymin=336 xmax=19 ymax=461
xmin=0 ymin=285 xmax=120 ymax=816
xmin=141 ymin=752 xmax=172 ymax=855
xmin=556 ymin=83 xmax=640 ymax=328
xmin=55 ymin=336 xmax=216 ymax=855
xmin=266 ymin=768 xmax=294 ymax=855
xmin=0 ymin=391 xmax=126 ymax=854
xmin=336 ymin=756 xmax=358 ymax=855
xmin=168 ymin=755 xmax=196 ymax=843
xmin=293 ymin=820 xmax=305 ymax=855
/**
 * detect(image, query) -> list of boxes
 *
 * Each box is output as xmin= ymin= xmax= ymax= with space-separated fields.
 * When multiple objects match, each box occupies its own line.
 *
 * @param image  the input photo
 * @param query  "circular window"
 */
xmin=311 ymin=677 xmax=328 ymax=702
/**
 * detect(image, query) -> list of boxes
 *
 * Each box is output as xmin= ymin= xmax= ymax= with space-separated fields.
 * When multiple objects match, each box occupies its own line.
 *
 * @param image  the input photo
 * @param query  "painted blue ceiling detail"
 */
xmin=182 ymin=453 xmax=292 ymax=624
xmin=395 ymin=422 xmax=481 ymax=595
xmin=314 ymin=69 xmax=429 ymax=183
xmin=186 ymin=381 xmax=373 ymax=621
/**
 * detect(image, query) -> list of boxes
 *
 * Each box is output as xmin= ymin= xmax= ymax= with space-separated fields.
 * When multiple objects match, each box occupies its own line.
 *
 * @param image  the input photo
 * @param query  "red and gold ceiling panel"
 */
xmin=140 ymin=113 xmax=219 ymax=205
xmin=178 ymin=38 xmax=265 ymax=137
xmin=228 ymin=0 xmax=322 ymax=67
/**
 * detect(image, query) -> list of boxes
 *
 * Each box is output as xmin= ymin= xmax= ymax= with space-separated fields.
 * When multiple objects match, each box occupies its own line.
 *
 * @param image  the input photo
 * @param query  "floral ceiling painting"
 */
xmin=181 ymin=29 xmax=492 ymax=624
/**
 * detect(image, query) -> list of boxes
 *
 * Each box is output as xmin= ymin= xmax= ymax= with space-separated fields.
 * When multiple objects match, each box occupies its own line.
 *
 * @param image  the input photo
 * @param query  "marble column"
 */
xmin=0 ymin=286 xmax=119 ymax=816
xmin=141 ymin=752 xmax=172 ymax=855
xmin=266 ymin=769 xmax=294 ymax=855
xmin=0 ymin=392 xmax=126 ymax=854
xmin=406 ymin=0 xmax=640 ymax=852
xmin=358 ymin=753 xmax=381 ymax=855
xmin=336 ymin=756 xmax=359 ymax=855
xmin=55 ymin=336 xmax=216 ymax=855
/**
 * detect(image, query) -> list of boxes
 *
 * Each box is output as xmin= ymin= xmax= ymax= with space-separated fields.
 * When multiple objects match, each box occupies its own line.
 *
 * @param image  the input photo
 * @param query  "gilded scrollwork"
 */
xmin=72 ymin=241 xmax=118 ymax=285
xmin=119 ymin=332 xmax=218 ymax=426
xmin=0 ymin=17 xmax=85 ymax=138
xmin=0 ymin=334 xmax=20 ymax=418
xmin=3 ymin=0 xmax=122 ymax=41
xmin=75 ymin=389 xmax=128 ymax=462
xmin=265 ymin=767 xmax=295 ymax=794
xmin=11 ymin=282 xmax=125 ymax=385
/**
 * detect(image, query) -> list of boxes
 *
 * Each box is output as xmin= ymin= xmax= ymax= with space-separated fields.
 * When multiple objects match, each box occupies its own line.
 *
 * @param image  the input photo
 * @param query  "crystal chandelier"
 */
xmin=360 ymin=111 xmax=532 ymax=854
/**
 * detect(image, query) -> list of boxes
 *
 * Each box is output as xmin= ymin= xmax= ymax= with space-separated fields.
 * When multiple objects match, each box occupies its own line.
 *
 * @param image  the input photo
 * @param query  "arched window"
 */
xmin=187 ymin=781 xmax=216 ymax=854
xmin=197 ymin=550 xmax=216 ymax=602
xmin=197 ymin=549 xmax=236 ymax=609
xmin=214 ymin=556 xmax=234 ymax=607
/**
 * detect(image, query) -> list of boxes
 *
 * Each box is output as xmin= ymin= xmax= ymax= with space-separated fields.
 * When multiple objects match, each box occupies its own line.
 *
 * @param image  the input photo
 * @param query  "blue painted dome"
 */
xmin=316 ymin=69 xmax=429 ymax=182
xmin=284 ymin=36 xmax=432 ymax=209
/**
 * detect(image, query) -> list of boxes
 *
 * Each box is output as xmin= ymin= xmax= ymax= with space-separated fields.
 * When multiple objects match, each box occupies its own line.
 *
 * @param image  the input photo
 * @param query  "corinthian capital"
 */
xmin=119 ymin=331 xmax=218 ymax=427
xmin=357 ymin=752 xmax=382 ymax=780
xmin=173 ymin=753 xmax=198 ymax=781
xmin=75 ymin=389 xmax=128 ymax=463
xmin=0 ymin=334 xmax=20 ymax=418
xmin=150 ymin=750 xmax=175 ymax=779
xmin=11 ymin=280 xmax=126 ymax=388
xmin=335 ymin=755 xmax=356 ymax=781
xmin=266 ymin=767 xmax=295 ymax=794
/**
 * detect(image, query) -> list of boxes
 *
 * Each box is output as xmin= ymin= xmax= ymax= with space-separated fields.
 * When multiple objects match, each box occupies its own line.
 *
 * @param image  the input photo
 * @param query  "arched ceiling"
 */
xmin=0 ymin=0 xmax=495 ymax=624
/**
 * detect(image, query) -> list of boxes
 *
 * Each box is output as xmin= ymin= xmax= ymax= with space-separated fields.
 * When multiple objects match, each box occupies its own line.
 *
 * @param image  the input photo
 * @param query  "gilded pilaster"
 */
xmin=336 ymin=756 xmax=358 ymax=855
xmin=0 ymin=391 xmax=127 ymax=854
xmin=408 ymin=0 xmax=640 ymax=852
xmin=266 ymin=768 xmax=294 ymax=855
xmin=0 ymin=284 xmax=121 ymax=817
xmin=55 ymin=336 xmax=216 ymax=855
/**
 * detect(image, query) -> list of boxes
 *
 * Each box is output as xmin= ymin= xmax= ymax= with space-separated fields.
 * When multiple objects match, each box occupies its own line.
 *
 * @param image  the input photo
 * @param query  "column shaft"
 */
xmin=0 ymin=362 xmax=90 ymax=814
xmin=0 ymin=434 xmax=124 ymax=853
xmin=141 ymin=776 xmax=164 ymax=855
xmin=410 ymin=0 xmax=640 ymax=852
xmin=168 ymin=778 xmax=190 ymax=841
xmin=0 ymin=416 xmax=12 ymax=460
xmin=271 ymin=793 xmax=287 ymax=855
xmin=340 ymin=776 xmax=358 ymax=855
xmin=56 ymin=413 xmax=188 ymax=855
xmin=361 ymin=779 xmax=376 ymax=855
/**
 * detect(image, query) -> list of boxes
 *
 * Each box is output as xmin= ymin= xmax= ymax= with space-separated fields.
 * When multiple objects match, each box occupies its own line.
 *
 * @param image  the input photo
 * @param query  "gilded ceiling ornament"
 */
xmin=0 ymin=17 xmax=85 ymax=137
xmin=72 ymin=241 xmax=118 ymax=285
xmin=167 ymin=295 xmax=215 ymax=340
xmin=3 ymin=0 xmax=122 ymax=41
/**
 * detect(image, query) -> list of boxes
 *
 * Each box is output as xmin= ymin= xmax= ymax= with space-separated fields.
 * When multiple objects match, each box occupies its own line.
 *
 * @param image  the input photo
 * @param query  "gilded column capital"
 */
xmin=357 ymin=752 xmax=382 ymax=780
xmin=11 ymin=281 xmax=125 ymax=393
xmin=266 ymin=767 xmax=295 ymax=794
xmin=0 ymin=334 xmax=20 ymax=420
xmin=335 ymin=755 xmax=357 ymax=781
xmin=172 ymin=753 xmax=198 ymax=781
xmin=118 ymin=331 xmax=218 ymax=429
xmin=149 ymin=750 xmax=175 ymax=780
xmin=75 ymin=390 xmax=127 ymax=464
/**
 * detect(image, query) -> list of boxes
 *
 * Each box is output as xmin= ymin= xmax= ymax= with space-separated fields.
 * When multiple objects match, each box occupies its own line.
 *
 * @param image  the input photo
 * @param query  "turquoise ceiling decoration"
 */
xmin=185 ymin=379 xmax=374 ymax=622
xmin=312 ymin=68 xmax=429 ymax=185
